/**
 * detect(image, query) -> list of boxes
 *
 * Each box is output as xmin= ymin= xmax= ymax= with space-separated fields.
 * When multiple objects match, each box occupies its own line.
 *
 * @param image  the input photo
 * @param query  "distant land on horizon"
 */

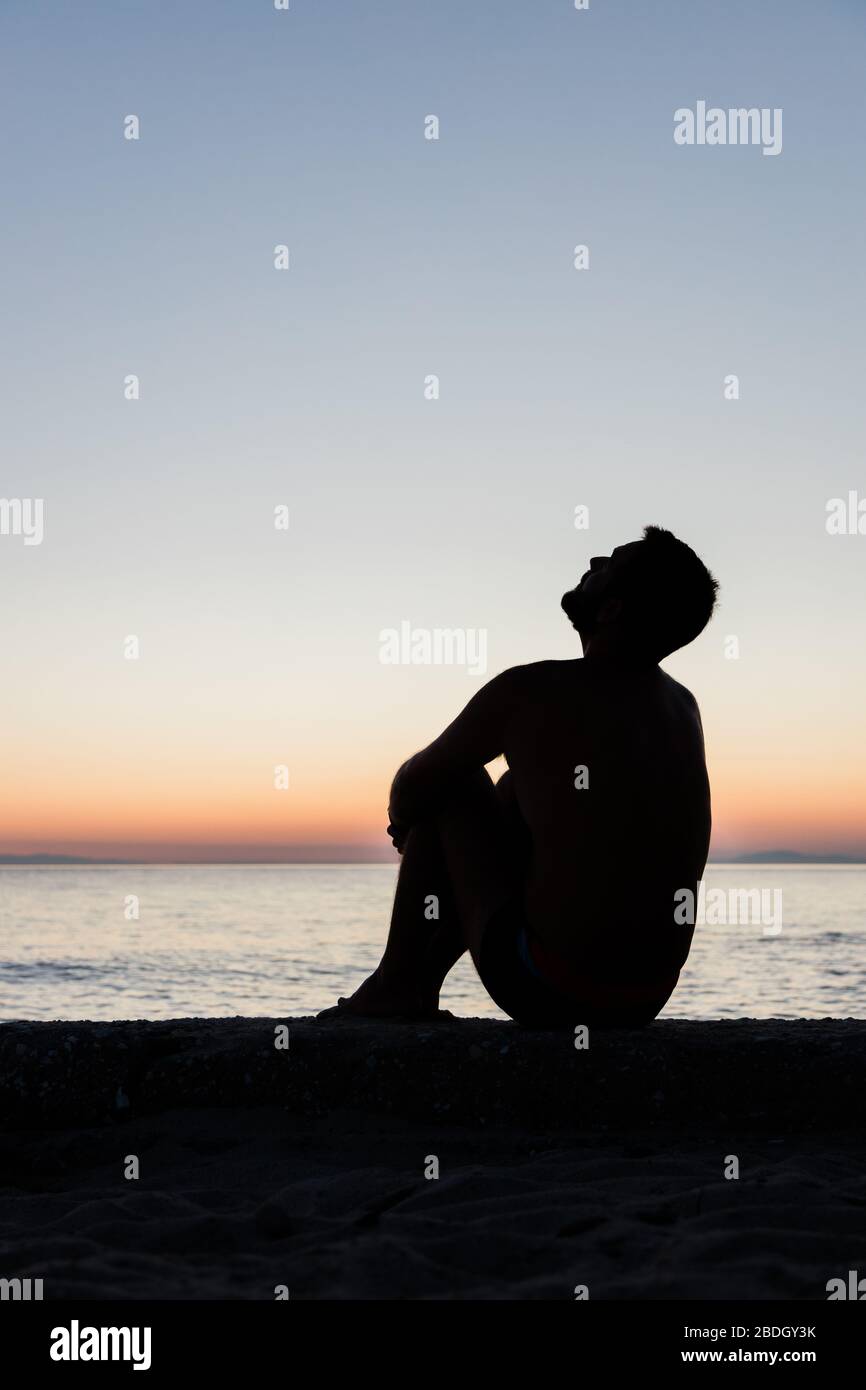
xmin=1 ymin=850 xmax=864 ymax=866
xmin=724 ymin=850 xmax=866 ymax=864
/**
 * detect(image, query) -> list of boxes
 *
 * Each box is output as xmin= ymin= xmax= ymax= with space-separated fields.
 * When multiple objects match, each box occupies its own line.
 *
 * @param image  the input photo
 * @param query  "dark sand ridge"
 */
xmin=0 ymin=1018 xmax=864 ymax=1299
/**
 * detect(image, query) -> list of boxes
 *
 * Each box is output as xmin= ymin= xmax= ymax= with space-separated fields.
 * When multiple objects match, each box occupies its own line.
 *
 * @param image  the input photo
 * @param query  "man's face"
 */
xmin=561 ymin=541 xmax=641 ymax=634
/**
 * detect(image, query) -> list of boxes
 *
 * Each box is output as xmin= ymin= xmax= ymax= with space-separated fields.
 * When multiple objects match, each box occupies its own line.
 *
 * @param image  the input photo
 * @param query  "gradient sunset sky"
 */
xmin=2 ymin=0 xmax=865 ymax=861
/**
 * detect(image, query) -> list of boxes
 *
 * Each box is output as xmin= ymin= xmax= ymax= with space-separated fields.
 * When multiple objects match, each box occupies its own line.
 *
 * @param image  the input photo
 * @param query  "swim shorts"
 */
xmin=478 ymin=902 xmax=679 ymax=1029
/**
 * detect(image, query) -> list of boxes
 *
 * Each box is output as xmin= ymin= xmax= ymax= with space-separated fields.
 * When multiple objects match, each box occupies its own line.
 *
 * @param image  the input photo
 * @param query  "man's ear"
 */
xmin=597 ymin=596 xmax=623 ymax=626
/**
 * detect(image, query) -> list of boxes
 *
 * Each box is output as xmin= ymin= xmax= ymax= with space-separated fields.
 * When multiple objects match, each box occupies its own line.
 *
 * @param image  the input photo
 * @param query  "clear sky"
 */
xmin=2 ymin=0 xmax=865 ymax=861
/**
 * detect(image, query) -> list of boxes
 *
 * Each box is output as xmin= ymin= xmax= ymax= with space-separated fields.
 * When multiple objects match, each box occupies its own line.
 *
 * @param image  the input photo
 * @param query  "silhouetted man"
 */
xmin=322 ymin=526 xmax=718 ymax=1027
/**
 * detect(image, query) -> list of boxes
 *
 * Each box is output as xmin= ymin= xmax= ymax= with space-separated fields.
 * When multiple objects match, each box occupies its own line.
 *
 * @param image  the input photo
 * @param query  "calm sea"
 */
xmin=0 ymin=865 xmax=863 ymax=1022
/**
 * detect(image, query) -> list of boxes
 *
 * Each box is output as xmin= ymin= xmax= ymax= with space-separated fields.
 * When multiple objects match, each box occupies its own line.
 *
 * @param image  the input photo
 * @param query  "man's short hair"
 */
xmin=615 ymin=526 xmax=719 ymax=660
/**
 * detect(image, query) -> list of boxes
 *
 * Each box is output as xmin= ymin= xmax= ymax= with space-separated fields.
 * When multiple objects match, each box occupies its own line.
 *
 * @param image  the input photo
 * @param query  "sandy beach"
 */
xmin=1 ymin=1016 xmax=863 ymax=1300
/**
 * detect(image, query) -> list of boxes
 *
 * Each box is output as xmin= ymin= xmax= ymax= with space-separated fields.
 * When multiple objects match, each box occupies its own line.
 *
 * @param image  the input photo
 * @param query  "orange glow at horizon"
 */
xmin=2 ymin=753 xmax=865 ymax=861
xmin=708 ymin=763 xmax=866 ymax=856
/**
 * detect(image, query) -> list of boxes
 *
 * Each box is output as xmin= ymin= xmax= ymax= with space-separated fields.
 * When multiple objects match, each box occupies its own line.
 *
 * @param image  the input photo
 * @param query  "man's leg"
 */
xmin=318 ymin=817 xmax=464 ymax=1017
xmin=319 ymin=770 xmax=523 ymax=1018
xmin=434 ymin=769 xmax=522 ymax=966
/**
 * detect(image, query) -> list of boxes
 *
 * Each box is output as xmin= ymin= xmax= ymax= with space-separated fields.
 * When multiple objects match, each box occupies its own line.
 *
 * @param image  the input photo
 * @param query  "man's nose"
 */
xmin=589 ymin=555 xmax=608 ymax=571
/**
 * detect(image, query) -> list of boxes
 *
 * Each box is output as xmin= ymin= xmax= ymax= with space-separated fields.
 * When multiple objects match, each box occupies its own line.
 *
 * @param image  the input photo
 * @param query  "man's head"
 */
xmin=561 ymin=526 xmax=719 ymax=663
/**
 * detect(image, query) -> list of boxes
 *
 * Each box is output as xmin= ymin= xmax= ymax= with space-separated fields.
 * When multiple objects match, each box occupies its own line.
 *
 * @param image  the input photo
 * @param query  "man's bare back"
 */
xmin=497 ymin=658 xmax=710 ymax=977
xmin=386 ymin=655 xmax=709 ymax=984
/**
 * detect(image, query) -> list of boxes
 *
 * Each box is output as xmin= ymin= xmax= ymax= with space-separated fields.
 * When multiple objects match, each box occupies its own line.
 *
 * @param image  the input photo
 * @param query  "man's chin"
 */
xmin=561 ymin=590 xmax=582 ymax=625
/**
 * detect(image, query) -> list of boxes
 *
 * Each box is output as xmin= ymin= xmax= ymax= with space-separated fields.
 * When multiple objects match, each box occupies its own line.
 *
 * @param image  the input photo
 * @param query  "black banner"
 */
xmin=1 ymin=1299 xmax=859 ymax=1377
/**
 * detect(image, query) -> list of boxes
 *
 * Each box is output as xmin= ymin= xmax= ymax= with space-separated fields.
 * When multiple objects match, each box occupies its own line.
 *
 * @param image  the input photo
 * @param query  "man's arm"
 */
xmin=387 ymin=667 xmax=524 ymax=835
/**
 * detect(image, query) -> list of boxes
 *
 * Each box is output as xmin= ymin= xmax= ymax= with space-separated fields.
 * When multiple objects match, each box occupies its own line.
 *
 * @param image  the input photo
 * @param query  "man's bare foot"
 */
xmin=317 ymin=967 xmax=439 ymax=1020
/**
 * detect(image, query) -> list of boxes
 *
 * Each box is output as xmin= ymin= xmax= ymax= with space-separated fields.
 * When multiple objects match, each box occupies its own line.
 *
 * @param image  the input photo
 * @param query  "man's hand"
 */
xmin=385 ymin=669 xmax=518 ymax=837
xmin=387 ymin=821 xmax=409 ymax=854
xmin=384 ymin=668 xmax=522 ymax=854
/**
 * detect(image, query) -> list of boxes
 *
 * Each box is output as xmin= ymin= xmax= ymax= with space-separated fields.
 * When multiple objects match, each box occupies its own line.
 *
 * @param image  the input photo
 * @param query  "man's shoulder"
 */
xmin=492 ymin=659 xmax=576 ymax=692
xmin=659 ymin=669 xmax=700 ymax=706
